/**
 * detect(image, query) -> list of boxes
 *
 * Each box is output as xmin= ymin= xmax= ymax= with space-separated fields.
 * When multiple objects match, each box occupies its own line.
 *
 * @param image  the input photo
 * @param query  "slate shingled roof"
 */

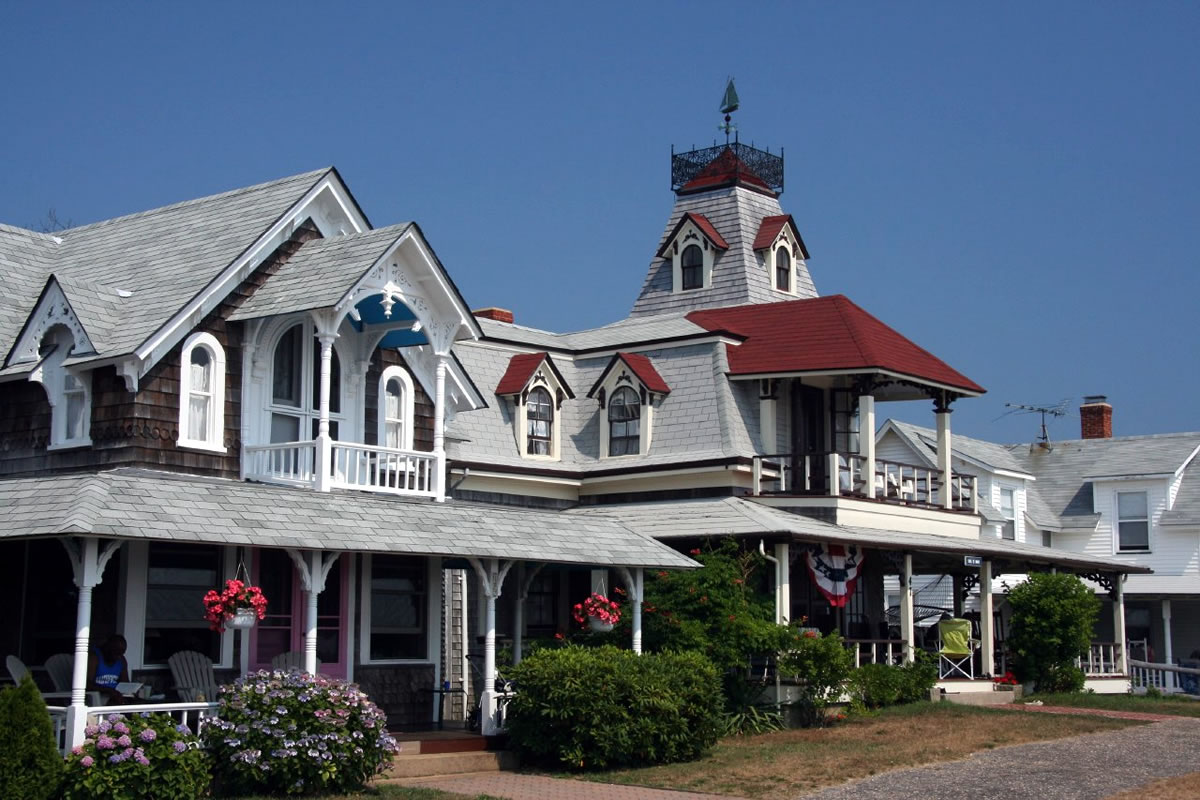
xmin=568 ymin=497 xmax=1149 ymax=574
xmin=0 ymin=169 xmax=331 ymax=371
xmin=0 ymin=469 xmax=696 ymax=569
xmin=886 ymin=419 xmax=1030 ymax=475
xmin=687 ymin=295 xmax=985 ymax=394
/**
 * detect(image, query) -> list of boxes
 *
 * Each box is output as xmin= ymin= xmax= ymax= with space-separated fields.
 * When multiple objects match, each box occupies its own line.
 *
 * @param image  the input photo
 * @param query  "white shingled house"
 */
xmin=0 ymin=119 xmax=1149 ymax=751
xmin=878 ymin=398 xmax=1200 ymax=688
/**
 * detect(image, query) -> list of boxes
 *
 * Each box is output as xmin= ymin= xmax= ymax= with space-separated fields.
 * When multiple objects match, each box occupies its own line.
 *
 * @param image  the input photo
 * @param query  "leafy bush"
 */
xmin=204 ymin=670 xmax=398 ymax=796
xmin=59 ymin=711 xmax=207 ymax=800
xmin=1040 ymin=663 xmax=1086 ymax=693
xmin=721 ymin=677 xmax=785 ymax=736
xmin=778 ymin=631 xmax=855 ymax=726
xmin=505 ymin=645 xmax=723 ymax=769
xmin=1007 ymin=573 xmax=1100 ymax=692
xmin=0 ymin=676 xmax=62 ymax=800
xmin=848 ymin=656 xmax=937 ymax=710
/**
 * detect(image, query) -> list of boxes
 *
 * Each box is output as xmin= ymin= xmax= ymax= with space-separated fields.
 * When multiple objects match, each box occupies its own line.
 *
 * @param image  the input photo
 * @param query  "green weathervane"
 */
xmin=719 ymin=78 xmax=739 ymax=141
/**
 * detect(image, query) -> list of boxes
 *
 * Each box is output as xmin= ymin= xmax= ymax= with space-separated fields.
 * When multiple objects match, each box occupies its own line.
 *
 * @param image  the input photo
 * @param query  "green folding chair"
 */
xmin=938 ymin=618 xmax=976 ymax=679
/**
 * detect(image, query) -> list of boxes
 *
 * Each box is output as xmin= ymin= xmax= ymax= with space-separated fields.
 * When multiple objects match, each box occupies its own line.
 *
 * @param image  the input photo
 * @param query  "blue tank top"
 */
xmin=93 ymin=648 xmax=123 ymax=689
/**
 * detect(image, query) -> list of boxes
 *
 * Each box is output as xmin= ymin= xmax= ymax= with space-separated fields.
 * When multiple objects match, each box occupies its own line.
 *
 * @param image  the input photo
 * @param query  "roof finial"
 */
xmin=719 ymin=77 xmax=739 ymax=144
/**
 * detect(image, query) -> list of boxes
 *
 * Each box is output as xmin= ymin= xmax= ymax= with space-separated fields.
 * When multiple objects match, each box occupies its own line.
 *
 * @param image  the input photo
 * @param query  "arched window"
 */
xmin=681 ymin=245 xmax=703 ymax=291
xmin=269 ymin=321 xmax=342 ymax=443
xmin=178 ymin=332 xmax=226 ymax=451
xmin=775 ymin=246 xmax=792 ymax=292
xmin=526 ymin=387 xmax=553 ymax=456
xmin=607 ymin=387 xmax=641 ymax=456
xmin=36 ymin=325 xmax=91 ymax=449
xmin=378 ymin=366 xmax=415 ymax=450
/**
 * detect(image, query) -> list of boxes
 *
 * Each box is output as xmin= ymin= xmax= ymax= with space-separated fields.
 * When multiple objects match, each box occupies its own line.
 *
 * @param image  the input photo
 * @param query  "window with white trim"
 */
xmin=363 ymin=555 xmax=428 ymax=661
xmin=1117 ymin=491 xmax=1149 ymax=552
xmin=607 ymin=386 xmax=641 ymax=456
xmin=178 ymin=332 xmax=226 ymax=451
xmin=1000 ymin=488 xmax=1016 ymax=540
xmin=378 ymin=365 xmax=415 ymax=450
xmin=36 ymin=326 xmax=91 ymax=449
xmin=269 ymin=321 xmax=343 ymax=442
xmin=680 ymin=245 xmax=703 ymax=291
xmin=775 ymin=246 xmax=792 ymax=292
xmin=143 ymin=542 xmax=222 ymax=665
xmin=526 ymin=387 xmax=553 ymax=456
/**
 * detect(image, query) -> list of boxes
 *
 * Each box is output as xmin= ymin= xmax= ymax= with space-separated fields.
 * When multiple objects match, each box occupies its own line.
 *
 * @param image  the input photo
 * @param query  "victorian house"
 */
xmin=0 ymin=123 xmax=1149 ymax=749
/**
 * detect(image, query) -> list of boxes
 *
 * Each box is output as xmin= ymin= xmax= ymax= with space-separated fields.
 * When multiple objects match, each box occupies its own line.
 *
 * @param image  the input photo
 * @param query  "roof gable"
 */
xmin=654 ymin=212 xmax=729 ymax=258
xmin=4 ymin=276 xmax=96 ymax=368
xmin=586 ymin=352 xmax=672 ymax=398
xmin=495 ymin=352 xmax=575 ymax=398
xmin=686 ymin=295 xmax=985 ymax=395
xmin=752 ymin=214 xmax=810 ymax=259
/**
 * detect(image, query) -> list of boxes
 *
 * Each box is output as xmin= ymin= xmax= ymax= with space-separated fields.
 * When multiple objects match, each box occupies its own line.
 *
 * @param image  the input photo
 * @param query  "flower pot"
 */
xmin=589 ymin=617 xmax=614 ymax=633
xmin=227 ymin=607 xmax=258 ymax=630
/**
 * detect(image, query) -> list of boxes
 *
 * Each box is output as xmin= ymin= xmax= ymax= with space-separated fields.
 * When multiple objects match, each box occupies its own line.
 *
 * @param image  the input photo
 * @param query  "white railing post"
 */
xmin=936 ymin=405 xmax=952 ymax=509
xmin=752 ymin=457 xmax=762 ymax=495
xmin=1115 ymin=575 xmax=1128 ymax=674
xmin=828 ymin=453 xmax=841 ymax=497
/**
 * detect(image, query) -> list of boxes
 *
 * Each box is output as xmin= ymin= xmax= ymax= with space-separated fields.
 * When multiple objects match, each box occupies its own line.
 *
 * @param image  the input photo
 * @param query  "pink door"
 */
xmin=250 ymin=549 xmax=349 ymax=678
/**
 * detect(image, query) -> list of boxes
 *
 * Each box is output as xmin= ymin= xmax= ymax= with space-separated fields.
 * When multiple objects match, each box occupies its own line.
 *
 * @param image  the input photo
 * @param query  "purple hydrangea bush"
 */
xmin=59 ymin=712 xmax=208 ymax=800
xmin=204 ymin=670 xmax=398 ymax=796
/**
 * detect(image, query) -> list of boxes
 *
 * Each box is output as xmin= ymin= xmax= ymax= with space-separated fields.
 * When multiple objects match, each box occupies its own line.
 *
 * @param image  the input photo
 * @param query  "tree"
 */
xmin=1006 ymin=572 xmax=1100 ymax=692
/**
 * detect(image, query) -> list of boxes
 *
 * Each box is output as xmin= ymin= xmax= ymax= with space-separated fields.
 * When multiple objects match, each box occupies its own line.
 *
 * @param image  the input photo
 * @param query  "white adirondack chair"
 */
xmin=44 ymin=653 xmax=73 ymax=691
xmin=168 ymin=651 xmax=220 ymax=702
xmin=270 ymin=650 xmax=320 ymax=673
xmin=5 ymin=655 xmax=29 ymax=684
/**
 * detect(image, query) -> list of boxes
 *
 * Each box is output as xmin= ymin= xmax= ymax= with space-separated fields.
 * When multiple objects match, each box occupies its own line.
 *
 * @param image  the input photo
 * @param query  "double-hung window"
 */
xmin=775 ymin=246 xmax=792 ymax=291
xmin=526 ymin=387 xmax=553 ymax=455
xmin=178 ymin=332 xmax=226 ymax=451
xmin=680 ymin=245 xmax=703 ymax=290
xmin=607 ymin=387 xmax=641 ymax=456
xmin=366 ymin=555 xmax=427 ymax=661
xmin=1000 ymin=488 xmax=1016 ymax=540
xmin=378 ymin=366 xmax=415 ymax=450
xmin=1117 ymin=491 xmax=1149 ymax=552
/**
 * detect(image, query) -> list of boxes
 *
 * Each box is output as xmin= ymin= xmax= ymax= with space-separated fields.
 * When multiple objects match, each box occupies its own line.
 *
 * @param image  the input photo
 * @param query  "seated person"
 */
xmin=87 ymin=634 xmax=130 ymax=705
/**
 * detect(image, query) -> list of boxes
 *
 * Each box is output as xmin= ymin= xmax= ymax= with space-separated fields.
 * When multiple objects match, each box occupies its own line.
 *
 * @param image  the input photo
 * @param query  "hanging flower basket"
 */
xmin=203 ymin=579 xmax=268 ymax=633
xmin=573 ymin=592 xmax=621 ymax=632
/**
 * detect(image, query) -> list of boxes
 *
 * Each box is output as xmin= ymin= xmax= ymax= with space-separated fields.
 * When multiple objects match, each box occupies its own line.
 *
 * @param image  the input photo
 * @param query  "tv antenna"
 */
xmin=1002 ymin=399 xmax=1069 ymax=444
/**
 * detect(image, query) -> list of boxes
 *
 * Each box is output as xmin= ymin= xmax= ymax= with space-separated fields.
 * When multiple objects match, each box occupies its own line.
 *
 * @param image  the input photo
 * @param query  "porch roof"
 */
xmin=568 ymin=496 xmax=1152 ymax=575
xmin=0 ymin=469 xmax=696 ymax=570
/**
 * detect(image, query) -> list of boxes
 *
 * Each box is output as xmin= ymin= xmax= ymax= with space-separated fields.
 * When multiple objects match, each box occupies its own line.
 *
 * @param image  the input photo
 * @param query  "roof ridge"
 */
xmin=0 ymin=223 xmax=61 ymax=243
xmin=57 ymin=168 xmax=331 ymax=235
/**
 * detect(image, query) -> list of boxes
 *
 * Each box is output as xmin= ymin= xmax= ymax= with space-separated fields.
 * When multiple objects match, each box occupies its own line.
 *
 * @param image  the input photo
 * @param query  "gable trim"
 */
xmin=4 ymin=276 xmax=96 ymax=368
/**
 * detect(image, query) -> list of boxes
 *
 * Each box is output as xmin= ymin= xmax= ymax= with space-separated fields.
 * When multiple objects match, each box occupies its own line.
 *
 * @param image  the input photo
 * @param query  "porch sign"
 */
xmin=963 ymin=555 xmax=982 ymax=568
xmin=804 ymin=543 xmax=865 ymax=608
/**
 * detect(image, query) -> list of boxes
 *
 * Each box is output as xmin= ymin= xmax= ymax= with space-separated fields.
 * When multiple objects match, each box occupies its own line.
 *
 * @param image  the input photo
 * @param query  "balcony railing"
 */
xmin=845 ymin=638 xmax=907 ymax=667
xmin=1077 ymin=641 xmax=1124 ymax=676
xmin=245 ymin=440 xmax=438 ymax=499
xmin=47 ymin=700 xmax=218 ymax=756
xmin=752 ymin=451 xmax=977 ymax=513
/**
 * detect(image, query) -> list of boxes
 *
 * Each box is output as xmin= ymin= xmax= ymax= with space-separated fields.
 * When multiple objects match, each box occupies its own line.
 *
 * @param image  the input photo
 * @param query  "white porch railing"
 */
xmin=844 ymin=638 xmax=907 ymax=667
xmin=244 ymin=441 xmax=317 ymax=486
xmin=751 ymin=452 xmax=978 ymax=512
xmin=329 ymin=442 xmax=438 ymax=497
xmin=1130 ymin=659 xmax=1200 ymax=695
xmin=245 ymin=440 xmax=438 ymax=499
xmin=47 ymin=701 xmax=220 ymax=756
xmin=1077 ymin=641 xmax=1124 ymax=676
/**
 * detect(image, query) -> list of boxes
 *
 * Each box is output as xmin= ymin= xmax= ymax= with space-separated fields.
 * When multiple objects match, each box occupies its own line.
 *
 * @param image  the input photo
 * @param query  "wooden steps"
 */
xmin=382 ymin=731 xmax=516 ymax=779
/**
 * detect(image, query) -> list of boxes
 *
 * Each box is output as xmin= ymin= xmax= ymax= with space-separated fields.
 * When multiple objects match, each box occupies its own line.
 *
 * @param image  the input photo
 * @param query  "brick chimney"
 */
xmin=473 ymin=307 xmax=514 ymax=324
xmin=1080 ymin=395 xmax=1113 ymax=439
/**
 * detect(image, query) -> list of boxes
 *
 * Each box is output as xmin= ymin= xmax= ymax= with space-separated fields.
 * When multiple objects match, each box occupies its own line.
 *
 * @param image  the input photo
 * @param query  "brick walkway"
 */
xmin=394 ymin=772 xmax=739 ymax=799
xmin=995 ymin=703 xmax=1184 ymax=722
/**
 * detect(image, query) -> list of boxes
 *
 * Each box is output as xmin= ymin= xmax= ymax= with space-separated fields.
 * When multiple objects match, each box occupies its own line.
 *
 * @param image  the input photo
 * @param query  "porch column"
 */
xmin=759 ymin=380 xmax=777 ymax=455
xmin=1114 ymin=575 xmax=1128 ymax=674
xmin=61 ymin=537 xmax=122 ymax=749
xmin=1162 ymin=598 xmax=1174 ymax=688
xmin=859 ymin=395 xmax=876 ymax=499
xmin=979 ymin=559 xmax=995 ymax=677
xmin=900 ymin=553 xmax=915 ymax=664
xmin=314 ymin=331 xmax=337 ymax=492
xmin=433 ymin=354 xmax=448 ymax=502
xmin=616 ymin=567 xmax=645 ymax=654
xmin=952 ymin=573 xmax=965 ymax=617
xmin=775 ymin=542 xmax=791 ymax=624
xmin=468 ymin=557 xmax=515 ymax=735
xmin=287 ymin=549 xmax=340 ymax=675
xmin=935 ymin=401 xmax=953 ymax=509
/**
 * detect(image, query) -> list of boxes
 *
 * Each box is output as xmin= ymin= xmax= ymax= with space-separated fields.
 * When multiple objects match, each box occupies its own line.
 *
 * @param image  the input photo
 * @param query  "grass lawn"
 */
xmin=574 ymin=702 xmax=1141 ymax=798
xmin=1105 ymin=771 xmax=1200 ymax=800
xmin=1028 ymin=692 xmax=1200 ymax=717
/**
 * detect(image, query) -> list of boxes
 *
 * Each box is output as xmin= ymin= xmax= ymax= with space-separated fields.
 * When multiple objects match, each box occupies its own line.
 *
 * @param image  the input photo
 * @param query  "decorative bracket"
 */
xmin=961 ymin=573 xmax=980 ymax=600
xmin=60 ymin=537 xmax=123 ymax=590
xmin=286 ymin=549 xmax=341 ymax=594
xmin=1079 ymin=571 xmax=1118 ymax=599
xmin=467 ymin=557 xmax=516 ymax=600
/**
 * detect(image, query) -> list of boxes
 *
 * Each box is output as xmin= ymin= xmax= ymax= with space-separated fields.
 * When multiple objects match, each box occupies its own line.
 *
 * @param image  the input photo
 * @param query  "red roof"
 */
xmin=655 ymin=213 xmax=728 ymax=258
xmin=680 ymin=148 xmax=773 ymax=194
xmin=618 ymin=353 xmax=671 ymax=394
xmin=495 ymin=352 xmax=548 ymax=395
xmin=686 ymin=295 xmax=985 ymax=394
xmin=751 ymin=215 xmax=811 ymax=259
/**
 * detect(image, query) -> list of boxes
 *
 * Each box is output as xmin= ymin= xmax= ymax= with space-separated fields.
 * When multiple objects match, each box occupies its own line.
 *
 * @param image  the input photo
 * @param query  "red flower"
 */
xmin=689 ymin=548 xmax=701 ymax=556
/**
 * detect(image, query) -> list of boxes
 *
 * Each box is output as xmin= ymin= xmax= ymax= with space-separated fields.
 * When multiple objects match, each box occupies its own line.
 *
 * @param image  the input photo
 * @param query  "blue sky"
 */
xmin=3 ymin=2 xmax=1197 ymax=443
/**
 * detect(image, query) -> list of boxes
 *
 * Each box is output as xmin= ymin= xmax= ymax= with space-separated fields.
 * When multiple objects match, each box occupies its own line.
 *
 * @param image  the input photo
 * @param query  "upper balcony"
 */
xmin=244 ymin=439 xmax=440 ymax=498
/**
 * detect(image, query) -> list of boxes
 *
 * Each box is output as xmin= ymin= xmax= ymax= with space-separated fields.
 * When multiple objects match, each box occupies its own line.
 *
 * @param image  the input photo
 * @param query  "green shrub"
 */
xmin=848 ymin=656 xmax=938 ymax=710
xmin=204 ymin=670 xmax=398 ymax=796
xmin=0 ymin=676 xmax=62 ymax=800
xmin=505 ymin=645 xmax=723 ymax=769
xmin=59 ymin=711 xmax=207 ymax=800
xmin=1007 ymin=573 xmax=1100 ymax=692
xmin=778 ymin=631 xmax=855 ymax=726
xmin=899 ymin=653 xmax=939 ymax=704
xmin=1040 ymin=663 xmax=1086 ymax=693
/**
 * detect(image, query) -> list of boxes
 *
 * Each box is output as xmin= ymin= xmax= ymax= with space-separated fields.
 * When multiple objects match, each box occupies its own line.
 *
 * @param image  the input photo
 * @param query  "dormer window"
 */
xmin=178 ymin=332 xmax=227 ymax=452
xmin=657 ymin=213 xmax=729 ymax=294
xmin=526 ymin=387 xmax=553 ymax=456
xmin=379 ymin=365 xmax=415 ymax=450
xmin=608 ymin=387 xmax=641 ymax=456
xmin=32 ymin=325 xmax=92 ymax=450
xmin=495 ymin=352 xmax=573 ymax=461
xmin=775 ymin=246 xmax=792 ymax=292
xmin=681 ymin=245 xmax=703 ymax=291
xmin=588 ymin=352 xmax=670 ymax=459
